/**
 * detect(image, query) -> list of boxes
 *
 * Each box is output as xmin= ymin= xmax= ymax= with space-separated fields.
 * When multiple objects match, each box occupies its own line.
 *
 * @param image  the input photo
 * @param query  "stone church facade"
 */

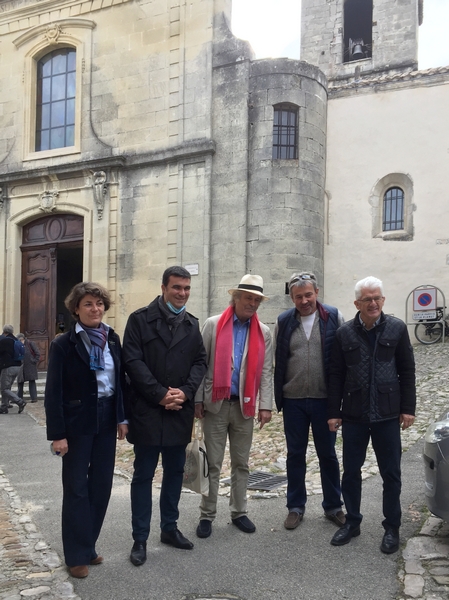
xmin=0 ymin=0 xmax=447 ymax=366
xmin=306 ymin=0 xmax=449 ymax=325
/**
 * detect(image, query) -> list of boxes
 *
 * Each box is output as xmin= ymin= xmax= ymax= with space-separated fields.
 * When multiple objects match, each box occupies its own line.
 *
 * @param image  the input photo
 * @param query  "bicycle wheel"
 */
xmin=415 ymin=322 xmax=443 ymax=345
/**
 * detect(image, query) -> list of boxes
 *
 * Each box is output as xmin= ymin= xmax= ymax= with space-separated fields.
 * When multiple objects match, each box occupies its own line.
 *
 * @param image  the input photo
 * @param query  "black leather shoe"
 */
xmin=196 ymin=520 xmax=212 ymax=538
xmin=380 ymin=528 xmax=399 ymax=554
xmin=161 ymin=528 xmax=194 ymax=550
xmin=232 ymin=516 xmax=256 ymax=533
xmin=18 ymin=401 xmax=27 ymax=414
xmin=0 ymin=407 xmax=8 ymax=414
xmin=130 ymin=541 xmax=147 ymax=566
xmin=330 ymin=523 xmax=360 ymax=546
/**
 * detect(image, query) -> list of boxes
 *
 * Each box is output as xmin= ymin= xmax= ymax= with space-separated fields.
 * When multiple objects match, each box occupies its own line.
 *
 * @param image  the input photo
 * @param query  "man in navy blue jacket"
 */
xmin=274 ymin=272 xmax=344 ymax=531
xmin=327 ymin=276 xmax=416 ymax=554
xmin=0 ymin=324 xmax=26 ymax=414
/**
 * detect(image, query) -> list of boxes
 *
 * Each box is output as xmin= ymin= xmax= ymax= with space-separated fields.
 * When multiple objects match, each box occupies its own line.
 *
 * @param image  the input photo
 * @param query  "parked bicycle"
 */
xmin=414 ymin=307 xmax=449 ymax=344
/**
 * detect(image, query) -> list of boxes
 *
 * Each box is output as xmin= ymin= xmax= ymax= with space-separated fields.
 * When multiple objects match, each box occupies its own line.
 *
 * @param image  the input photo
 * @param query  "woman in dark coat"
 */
xmin=45 ymin=282 xmax=127 ymax=579
xmin=16 ymin=333 xmax=40 ymax=403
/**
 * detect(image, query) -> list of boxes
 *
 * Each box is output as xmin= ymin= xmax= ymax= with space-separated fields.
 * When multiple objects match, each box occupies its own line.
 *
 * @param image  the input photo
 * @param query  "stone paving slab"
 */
xmin=2 ymin=341 xmax=449 ymax=599
xmin=0 ymin=469 xmax=79 ymax=600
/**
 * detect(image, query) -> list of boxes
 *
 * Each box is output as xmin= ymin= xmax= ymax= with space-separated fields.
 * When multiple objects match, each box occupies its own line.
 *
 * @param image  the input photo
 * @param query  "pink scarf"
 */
xmin=212 ymin=306 xmax=265 ymax=417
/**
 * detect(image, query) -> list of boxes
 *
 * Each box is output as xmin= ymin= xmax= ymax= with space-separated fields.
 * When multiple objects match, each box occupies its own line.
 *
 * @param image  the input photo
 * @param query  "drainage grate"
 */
xmin=221 ymin=470 xmax=287 ymax=491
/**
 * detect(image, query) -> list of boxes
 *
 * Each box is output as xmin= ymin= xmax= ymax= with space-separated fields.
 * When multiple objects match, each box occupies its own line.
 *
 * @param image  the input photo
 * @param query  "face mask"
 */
xmin=166 ymin=302 xmax=186 ymax=315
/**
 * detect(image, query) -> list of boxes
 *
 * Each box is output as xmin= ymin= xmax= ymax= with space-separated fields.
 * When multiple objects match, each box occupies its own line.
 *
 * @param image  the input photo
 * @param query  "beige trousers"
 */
xmin=200 ymin=401 xmax=254 ymax=521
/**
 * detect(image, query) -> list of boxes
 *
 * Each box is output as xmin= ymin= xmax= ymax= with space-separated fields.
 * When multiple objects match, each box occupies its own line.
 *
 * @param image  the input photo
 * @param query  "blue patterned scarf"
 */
xmin=79 ymin=322 xmax=108 ymax=370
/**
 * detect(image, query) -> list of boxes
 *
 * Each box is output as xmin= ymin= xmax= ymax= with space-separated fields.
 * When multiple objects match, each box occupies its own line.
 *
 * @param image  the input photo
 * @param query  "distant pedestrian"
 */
xmin=274 ymin=272 xmax=345 ymax=531
xmin=194 ymin=274 xmax=273 ymax=539
xmin=328 ymin=276 xmax=416 ymax=554
xmin=16 ymin=333 xmax=40 ymax=403
xmin=0 ymin=324 xmax=26 ymax=414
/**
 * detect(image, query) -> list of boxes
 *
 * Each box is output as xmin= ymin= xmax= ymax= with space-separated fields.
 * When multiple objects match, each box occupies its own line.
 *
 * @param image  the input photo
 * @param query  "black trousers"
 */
xmin=61 ymin=396 xmax=117 ymax=566
xmin=342 ymin=418 xmax=402 ymax=530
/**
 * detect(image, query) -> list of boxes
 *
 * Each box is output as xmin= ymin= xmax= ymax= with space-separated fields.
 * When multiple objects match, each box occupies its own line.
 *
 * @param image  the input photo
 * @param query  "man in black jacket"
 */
xmin=0 ymin=324 xmax=26 ymax=414
xmin=327 ymin=276 xmax=416 ymax=554
xmin=123 ymin=266 xmax=207 ymax=566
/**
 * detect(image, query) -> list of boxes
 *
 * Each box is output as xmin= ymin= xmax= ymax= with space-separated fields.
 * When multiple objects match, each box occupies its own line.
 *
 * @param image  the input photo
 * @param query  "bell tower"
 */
xmin=301 ymin=0 xmax=423 ymax=83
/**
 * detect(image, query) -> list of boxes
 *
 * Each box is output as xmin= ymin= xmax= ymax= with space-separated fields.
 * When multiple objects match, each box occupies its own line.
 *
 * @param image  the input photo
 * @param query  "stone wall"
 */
xmin=247 ymin=59 xmax=327 ymax=324
xmin=324 ymin=78 xmax=449 ymax=322
xmin=0 ymin=0 xmax=228 ymax=332
xmin=209 ymin=23 xmax=328 ymax=326
xmin=301 ymin=0 xmax=419 ymax=83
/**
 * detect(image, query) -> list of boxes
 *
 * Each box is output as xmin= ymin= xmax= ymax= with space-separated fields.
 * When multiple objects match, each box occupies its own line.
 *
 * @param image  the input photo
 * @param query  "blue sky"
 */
xmin=232 ymin=0 xmax=449 ymax=70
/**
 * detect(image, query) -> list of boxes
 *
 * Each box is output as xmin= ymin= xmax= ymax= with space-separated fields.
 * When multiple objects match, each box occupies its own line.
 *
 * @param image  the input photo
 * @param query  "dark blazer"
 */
xmin=123 ymin=297 xmax=207 ymax=447
xmin=45 ymin=323 xmax=126 ymax=441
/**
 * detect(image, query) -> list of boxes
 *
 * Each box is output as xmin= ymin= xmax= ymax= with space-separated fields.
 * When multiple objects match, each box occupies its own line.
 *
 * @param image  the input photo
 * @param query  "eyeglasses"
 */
xmin=358 ymin=296 xmax=384 ymax=304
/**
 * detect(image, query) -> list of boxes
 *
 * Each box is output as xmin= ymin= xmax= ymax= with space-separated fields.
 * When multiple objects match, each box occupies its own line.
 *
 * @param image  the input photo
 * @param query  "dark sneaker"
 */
xmin=196 ymin=520 xmax=212 ymax=538
xmin=231 ymin=516 xmax=256 ymax=533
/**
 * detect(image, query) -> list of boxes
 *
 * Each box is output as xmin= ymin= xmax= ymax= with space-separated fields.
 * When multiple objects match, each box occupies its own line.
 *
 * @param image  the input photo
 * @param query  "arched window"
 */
xmin=35 ymin=48 xmax=76 ymax=151
xmin=272 ymin=104 xmax=298 ymax=159
xmin=383 ymin=187 xmax=404 ymax=231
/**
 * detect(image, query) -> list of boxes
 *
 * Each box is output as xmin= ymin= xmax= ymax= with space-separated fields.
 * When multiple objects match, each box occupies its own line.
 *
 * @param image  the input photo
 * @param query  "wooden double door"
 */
xmin=20 ymin=215 xmax=83 ymax=370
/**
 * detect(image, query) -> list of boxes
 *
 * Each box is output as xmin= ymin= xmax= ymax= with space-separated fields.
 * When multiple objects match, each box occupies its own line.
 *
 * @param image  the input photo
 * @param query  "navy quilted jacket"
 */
xmin=327 ymin=312 xmax=416 ymax=423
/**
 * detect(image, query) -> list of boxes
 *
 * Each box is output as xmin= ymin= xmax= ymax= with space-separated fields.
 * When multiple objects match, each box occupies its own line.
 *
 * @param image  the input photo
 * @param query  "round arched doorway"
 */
xmin=20 ymin=214 xmax=83 ymax=369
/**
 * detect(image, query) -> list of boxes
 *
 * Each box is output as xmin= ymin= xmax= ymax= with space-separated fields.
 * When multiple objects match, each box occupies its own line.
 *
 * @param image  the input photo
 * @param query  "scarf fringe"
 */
xmin=212 ymin=386 xmax=231 ymax=401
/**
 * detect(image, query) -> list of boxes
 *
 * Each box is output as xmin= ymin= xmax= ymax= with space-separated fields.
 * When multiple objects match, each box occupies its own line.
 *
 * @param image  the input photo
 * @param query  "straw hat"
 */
xmin=228 ymin=274 xmax=269 ymax=301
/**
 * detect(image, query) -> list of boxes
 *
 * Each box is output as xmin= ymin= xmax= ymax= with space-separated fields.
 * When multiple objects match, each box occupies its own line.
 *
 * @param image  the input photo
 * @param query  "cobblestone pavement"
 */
xmin=1 ymin=341 xmax=449 ymax=599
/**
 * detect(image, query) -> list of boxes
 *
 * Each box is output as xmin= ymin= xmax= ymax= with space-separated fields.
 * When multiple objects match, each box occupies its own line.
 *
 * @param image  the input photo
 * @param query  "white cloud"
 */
xmin=232 ymin=0 xmax=301 ymax=59
xmin=418 ymin=0 xmax=449 ymax=69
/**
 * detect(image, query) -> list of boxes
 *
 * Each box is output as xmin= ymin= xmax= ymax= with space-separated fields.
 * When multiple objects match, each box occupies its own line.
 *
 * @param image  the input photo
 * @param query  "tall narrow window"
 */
xmin=36 ymin=48 xmax=76 ymax=152
xmin=383 ymin=187 xmax=404 ymax=231
xmin=343 ymin=0 xmax=373 ymax=63
xmin=272 ymin=104 xmax=298 ymax=159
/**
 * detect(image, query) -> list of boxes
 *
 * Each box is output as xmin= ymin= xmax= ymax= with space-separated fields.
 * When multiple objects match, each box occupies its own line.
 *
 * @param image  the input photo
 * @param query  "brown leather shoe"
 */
xmin=90 ymin=556 xmax=103 ymax=565
xmin=325 ymin=510 xmax=346 ymax=527
xmin=284 ymin=511 xmax=303 ymax=530
xmin=69 ymin=565 xmax=88 ymax=578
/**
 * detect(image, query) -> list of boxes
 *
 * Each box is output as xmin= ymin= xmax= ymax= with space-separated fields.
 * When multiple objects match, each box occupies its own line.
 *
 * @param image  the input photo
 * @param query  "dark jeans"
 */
xmin=61 ymin=396 xmax=117 ymax=567
xmin=18 ymin=380 xmax=37 ymax=401
xmin=342 ymin=419 xmax=402 ymax=530
xmin=283 ymin=398 xmax=342 ymax=512
xmin=131 ymin=444 xmax=186 ymax=541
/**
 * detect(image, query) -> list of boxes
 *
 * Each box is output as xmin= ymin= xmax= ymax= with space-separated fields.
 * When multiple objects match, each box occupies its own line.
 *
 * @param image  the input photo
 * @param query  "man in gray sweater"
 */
xmin=274 ymin=272 xmax=344 ymax=530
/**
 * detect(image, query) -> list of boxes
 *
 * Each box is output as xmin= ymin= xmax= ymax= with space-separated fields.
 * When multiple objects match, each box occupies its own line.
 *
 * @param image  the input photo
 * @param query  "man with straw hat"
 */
xmin=194 ymin=274 xmax=273 ymax=539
